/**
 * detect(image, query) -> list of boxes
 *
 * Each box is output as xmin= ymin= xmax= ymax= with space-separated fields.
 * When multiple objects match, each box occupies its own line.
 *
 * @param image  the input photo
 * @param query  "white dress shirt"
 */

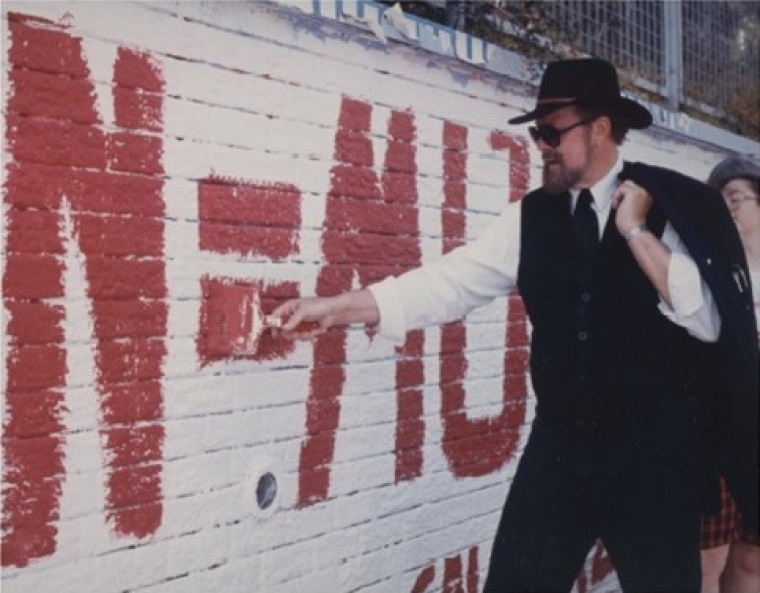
xmin=369 ymin=156 xmax=721 ymax=345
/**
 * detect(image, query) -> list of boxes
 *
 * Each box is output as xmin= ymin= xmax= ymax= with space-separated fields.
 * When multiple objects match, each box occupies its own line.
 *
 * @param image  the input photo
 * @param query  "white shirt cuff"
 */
xmin=367 ymin=277 xmax=407 ymax=346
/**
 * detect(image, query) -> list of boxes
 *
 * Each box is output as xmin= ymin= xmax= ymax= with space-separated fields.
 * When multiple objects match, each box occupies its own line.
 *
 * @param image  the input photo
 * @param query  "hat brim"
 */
xmin=508 ymin=97 xmax=652 ymax=129
xmin=508 ymin=101 xmax=573 ymax=125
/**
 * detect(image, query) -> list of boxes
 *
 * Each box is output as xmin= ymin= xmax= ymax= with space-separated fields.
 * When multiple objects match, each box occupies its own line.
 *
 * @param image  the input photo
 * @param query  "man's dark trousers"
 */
xmin=482 ymin=401 xmax=702 ymax=592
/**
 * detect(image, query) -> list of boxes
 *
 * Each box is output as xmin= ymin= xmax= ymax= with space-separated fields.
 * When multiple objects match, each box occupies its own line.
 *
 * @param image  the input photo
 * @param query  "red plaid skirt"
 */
xmin=701 ymin=477 xmax=739 ymax=549
xmin=700 ymin=476 xmax=759 ymax=548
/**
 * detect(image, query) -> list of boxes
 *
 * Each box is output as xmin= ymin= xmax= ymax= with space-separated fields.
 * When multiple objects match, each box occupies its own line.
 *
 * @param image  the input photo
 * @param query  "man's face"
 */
xmin=534 ymin=106 xmax=595 ymax=195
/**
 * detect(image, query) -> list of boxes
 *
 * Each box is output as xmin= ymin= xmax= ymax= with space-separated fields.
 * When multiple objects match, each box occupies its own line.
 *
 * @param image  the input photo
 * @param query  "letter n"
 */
xmin=2 ymin=13 xmax=167 ymax=567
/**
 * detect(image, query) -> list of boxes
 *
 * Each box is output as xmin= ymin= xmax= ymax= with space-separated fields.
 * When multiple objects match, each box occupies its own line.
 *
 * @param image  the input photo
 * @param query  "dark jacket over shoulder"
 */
xmin=621 ymin=161 xmax=759 ymax=536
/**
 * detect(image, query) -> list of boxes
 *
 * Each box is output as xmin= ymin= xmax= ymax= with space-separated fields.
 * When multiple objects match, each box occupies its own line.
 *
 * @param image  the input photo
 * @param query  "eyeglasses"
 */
xmin=723 ymin=191 xmax=759 ymax=206
xmin=528 ymin=116 xmax=597 ymax=148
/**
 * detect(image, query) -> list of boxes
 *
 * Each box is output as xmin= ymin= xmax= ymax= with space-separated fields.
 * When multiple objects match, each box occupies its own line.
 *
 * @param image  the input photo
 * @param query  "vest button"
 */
xmin=578 ymin=331 xmax=588 ymax=341
xmin=580 ymin=292 xmax=591 ymax=303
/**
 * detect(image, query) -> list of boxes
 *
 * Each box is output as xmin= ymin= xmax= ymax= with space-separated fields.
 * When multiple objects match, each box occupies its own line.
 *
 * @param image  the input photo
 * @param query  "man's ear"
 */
xmin=593 ymin=115 xmax=613 ymax=143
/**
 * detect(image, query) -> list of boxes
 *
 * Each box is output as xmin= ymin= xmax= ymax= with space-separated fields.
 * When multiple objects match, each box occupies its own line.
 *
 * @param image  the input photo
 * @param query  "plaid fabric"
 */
xmin=701 ymin=476 xmax=739 ymax=549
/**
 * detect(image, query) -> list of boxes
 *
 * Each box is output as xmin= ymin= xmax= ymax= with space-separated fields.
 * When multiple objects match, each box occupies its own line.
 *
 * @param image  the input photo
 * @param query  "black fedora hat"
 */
xmin=508 ymin=58 xmax=652 ymax=129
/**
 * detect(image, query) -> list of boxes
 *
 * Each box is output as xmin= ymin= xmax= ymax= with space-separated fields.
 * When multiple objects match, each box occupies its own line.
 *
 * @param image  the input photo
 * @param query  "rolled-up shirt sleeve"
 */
xmin=368 ymin=204 xmax=521 ymax=345
xmin=658 ymin=223 xmax=722 ymax=342
xmin=366 ymin=276 xmax=407 ymax=345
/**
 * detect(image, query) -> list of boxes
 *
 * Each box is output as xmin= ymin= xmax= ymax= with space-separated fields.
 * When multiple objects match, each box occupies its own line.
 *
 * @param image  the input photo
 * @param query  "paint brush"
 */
xmin=228 ymin=289 xmax=319 ymax=355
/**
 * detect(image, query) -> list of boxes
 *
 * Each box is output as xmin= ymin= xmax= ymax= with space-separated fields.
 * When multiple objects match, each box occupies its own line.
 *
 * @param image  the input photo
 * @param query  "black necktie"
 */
xmin=573 ymin=189 xmax=599 ymax=279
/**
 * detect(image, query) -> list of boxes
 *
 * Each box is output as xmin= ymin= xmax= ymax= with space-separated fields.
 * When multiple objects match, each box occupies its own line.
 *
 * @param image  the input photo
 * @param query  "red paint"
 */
xmin=108 ymin=132 xmax=164 ymax=174
xmin=196 ymin=174 xmax=305 ymax=366
xmin=590 ymin=540 xmax=614 ymax=584
xmin=411 ymin=566 xmax=436 ymax=593
xmin=2 ymin=13 xmax=166 ymax=567
xmin=443 ymin=554 xmax=465 ymax=593
xmin=198 ymin=176 xmax=301 ymax=259
xmin=84 ymin=259 xmax=165 ymax=300
xmin=5 ymin=345 xmax=67 ymax=393
xmin=89 ymin=300 xmax=167 ymax=340
xmin=395 ymin=331 xmax=425 ymax=482
xmin=298 ymin=98 xmax=424 ymax=506
xmin=112 ymin=46 xmax=164 ymax=132
xmin=575 ymin=541 xmax=615 ymax=593
xmin=442 ymin=122 xmax=467 ymax=254
xmin=7 ymin=115 xmax=109 ymax=168
xmin=439 ymin=123 xmax=529 ymax=478
xmin=320 ymin=231 xmax=419 ymax=263
xmin=100 ymin=382 xmax=163 ymax=425
xmin=3 ymin=391 xmax=67 ymax=438
xmin=6 ymin=13 xmax=88 ymax=76
xmin=113 ymin=87 xmax=163 ymax=131
xmin=5 ymin=162 xmax=164 ymax=215
xmin=96 ymin=338 xmax=164 ymax=384
xmin=197 ymin=276 xmax=299 ymax=365
xmin=410 ymin=547 xmax=479 ymax=593
xmin=7 ymin=69 xmax=99 ymax=124
xmin=2 ymin=254 xmax=65 ymax=298
xmin=112 ymin=46 xmax=164 ymax=91
xmin=106 ymin=464 xmax=162 ymax=530
xmin=490 ymin=130 xmax=530 ymax=204
xmin=198 ymin=277 xmax=259 ymax=362
xmin=466 ymin=546 xmax=479 ymax=593
xmin=5 ymin=209 xmax=65 ymax=254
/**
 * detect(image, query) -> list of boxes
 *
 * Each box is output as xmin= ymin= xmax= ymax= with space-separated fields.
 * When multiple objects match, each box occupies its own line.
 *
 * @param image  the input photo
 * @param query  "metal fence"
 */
xmin=681 ymin=2 xmax=759 ymax=119
xmin=543 ymin=1 xmax=759 ymax=118
xmin=389 ymin=1 xmax=760 ymax=139
xmin=543 ymin=2 xmax=665 ymax=91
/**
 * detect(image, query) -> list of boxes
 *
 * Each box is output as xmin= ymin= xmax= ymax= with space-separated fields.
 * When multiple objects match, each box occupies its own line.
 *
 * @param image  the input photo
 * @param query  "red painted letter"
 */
xmin=298 ymin=98 xmax=424 ymax=505
xmin=439 ymin=125 xmax=530 ymax=477
xmin=3 ymin=13 xmax=167 ymax=566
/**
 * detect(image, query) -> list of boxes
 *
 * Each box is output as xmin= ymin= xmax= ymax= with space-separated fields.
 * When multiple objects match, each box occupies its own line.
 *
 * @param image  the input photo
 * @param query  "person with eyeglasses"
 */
xmin=700 ymin=156 xmax=760 ymax=593
xmin=271 ymin=59 xmax=757 ymax=591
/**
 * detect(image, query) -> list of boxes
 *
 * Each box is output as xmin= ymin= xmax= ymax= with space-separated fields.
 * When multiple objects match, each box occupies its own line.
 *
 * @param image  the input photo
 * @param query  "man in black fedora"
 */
xmin=271 ymin=58 xmax=757 ymax=591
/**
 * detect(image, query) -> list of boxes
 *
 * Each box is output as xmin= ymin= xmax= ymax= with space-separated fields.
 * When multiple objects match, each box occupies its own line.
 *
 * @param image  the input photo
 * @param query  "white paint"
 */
xmin=52 ymin=200 xmax=114 ymax=568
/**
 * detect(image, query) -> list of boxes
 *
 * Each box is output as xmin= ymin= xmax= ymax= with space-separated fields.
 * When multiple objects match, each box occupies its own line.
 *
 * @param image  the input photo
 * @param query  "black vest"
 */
xmin=517 ymin=189 xmax=716 ymax=437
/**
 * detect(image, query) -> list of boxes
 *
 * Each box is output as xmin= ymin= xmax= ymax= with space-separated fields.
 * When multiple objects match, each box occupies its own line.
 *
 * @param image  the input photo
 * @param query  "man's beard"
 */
xmin=542 ymin=154 xmax=583 ymax=195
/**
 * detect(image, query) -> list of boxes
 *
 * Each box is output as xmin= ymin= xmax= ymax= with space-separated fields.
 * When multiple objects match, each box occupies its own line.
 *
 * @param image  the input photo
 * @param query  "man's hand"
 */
xmin=269 ymin=289 xmax=380 ymax=341
xmin=612 ymin=179 xmax=653 ymax=235
xmin=268 ymin=296 xmax=335 ymax=340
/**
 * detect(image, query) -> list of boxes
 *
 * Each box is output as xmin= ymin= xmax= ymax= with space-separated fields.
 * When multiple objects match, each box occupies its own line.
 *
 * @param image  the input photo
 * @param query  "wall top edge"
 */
xmin=268 ymin=0 xmax=759 ymax=159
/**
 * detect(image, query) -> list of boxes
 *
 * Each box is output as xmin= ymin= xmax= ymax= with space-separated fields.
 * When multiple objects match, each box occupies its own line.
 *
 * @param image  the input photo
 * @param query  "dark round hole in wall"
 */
xmin=256 ymin=471 xmax=278 ymax=511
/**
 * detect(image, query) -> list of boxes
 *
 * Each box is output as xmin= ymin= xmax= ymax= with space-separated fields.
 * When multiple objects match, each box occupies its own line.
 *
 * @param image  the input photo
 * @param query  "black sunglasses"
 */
xmin=528 ymin=116 xmax=597 ymax=148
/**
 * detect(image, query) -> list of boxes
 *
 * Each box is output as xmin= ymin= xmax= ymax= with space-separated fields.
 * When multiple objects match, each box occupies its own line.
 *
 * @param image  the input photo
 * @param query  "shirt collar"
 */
xmin=571 ymin=153 xmax=623 ymax=212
